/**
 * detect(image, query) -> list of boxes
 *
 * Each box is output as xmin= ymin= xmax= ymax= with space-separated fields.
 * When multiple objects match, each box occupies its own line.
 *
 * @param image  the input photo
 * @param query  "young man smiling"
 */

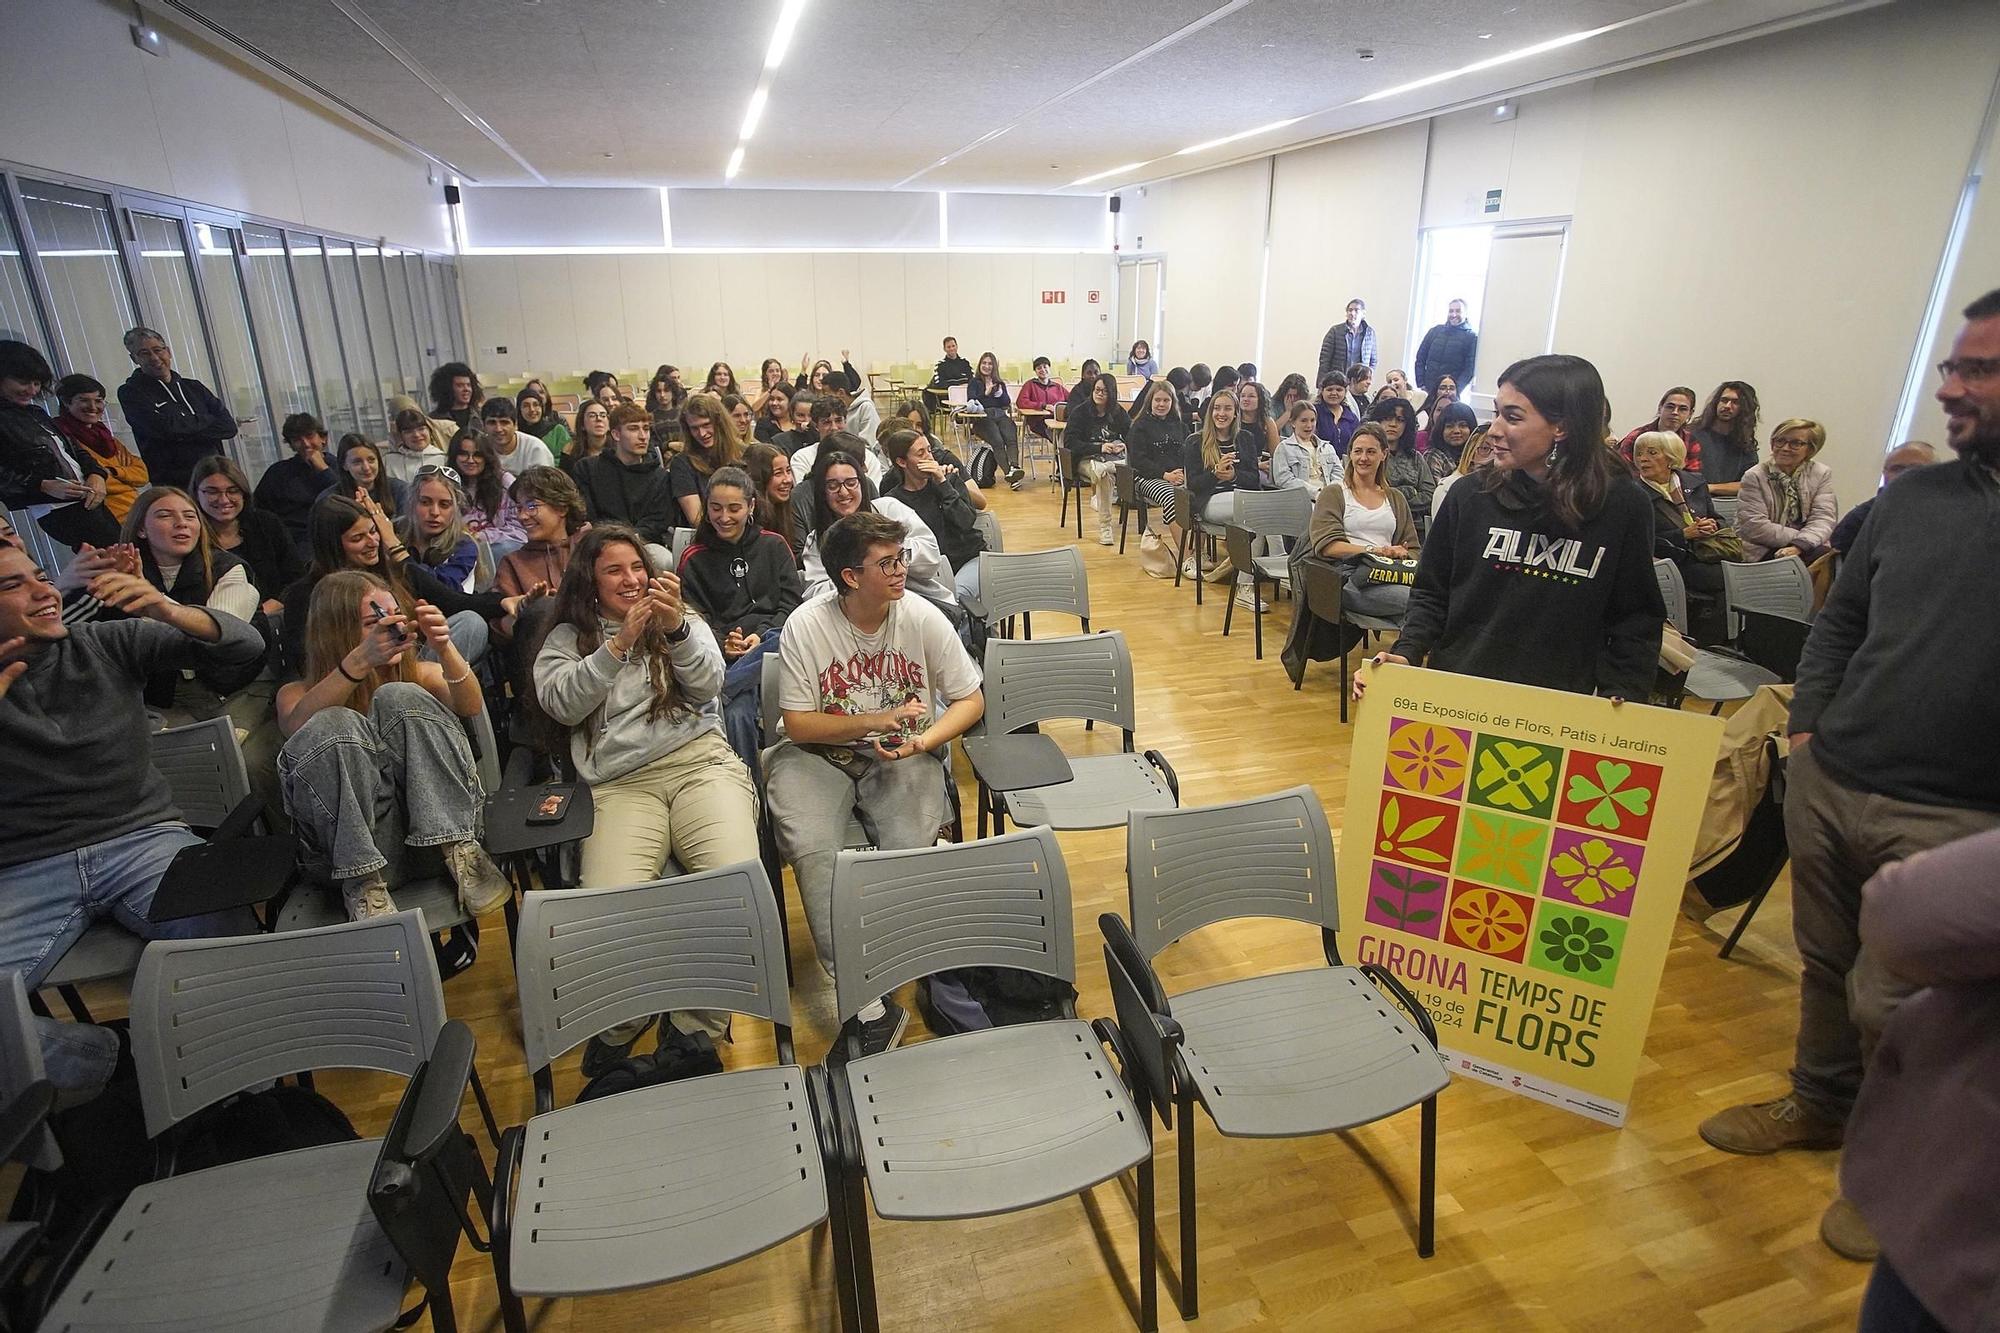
xmin=571 ymin=402 xmax=678 ymax=544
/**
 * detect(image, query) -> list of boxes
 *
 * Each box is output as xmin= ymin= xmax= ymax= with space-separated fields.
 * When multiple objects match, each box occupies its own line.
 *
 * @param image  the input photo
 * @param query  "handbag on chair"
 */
xmin=1353 ymin=552 xmax=1419 ymax=586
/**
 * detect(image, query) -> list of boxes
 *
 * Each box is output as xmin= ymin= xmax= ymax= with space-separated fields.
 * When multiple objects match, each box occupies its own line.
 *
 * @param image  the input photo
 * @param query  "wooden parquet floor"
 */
xmin=85 ymin=473 xmax=1868 ymax=1330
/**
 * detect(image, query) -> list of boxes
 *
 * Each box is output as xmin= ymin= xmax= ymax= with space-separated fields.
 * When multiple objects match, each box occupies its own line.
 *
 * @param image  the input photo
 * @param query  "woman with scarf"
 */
xmin=1633 ymin=431 xmax=1733 ymax=639
xmin=51 ymin=374 xmax=148 ymax=522
xmin=516 ymin=383 xmax=571 ymax=458
xmin=0 ymin=340 xmax=116 ymax=550
xmin=1736 ymin=418 xmax=1839 ymax=561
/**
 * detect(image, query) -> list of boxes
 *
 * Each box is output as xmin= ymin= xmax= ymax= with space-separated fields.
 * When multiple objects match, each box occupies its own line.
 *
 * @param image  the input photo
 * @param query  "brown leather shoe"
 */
xmin=1819 ymin=1196 xmax=1880 ymax=1262
xmin=1698 ymin=1094 xmax=1845 ymax=1155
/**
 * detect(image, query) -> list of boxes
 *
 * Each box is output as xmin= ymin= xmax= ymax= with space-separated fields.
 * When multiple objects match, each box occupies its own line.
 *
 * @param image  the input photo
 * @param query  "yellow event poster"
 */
xmin=1339 ymin=663 xmax=1724 ymax=1126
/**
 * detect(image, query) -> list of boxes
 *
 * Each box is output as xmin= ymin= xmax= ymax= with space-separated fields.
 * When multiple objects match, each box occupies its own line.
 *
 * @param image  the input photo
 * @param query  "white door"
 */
xmin=1471 ymin=225 xmax=1567 ymax=407
xmin=1116 ymin=257 xmax=1163 ymax=363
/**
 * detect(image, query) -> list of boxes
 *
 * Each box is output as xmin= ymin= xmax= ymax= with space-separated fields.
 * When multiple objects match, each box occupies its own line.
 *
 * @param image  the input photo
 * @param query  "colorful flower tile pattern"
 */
xmin=1367 ymin=724 xmax=1665 ymax=988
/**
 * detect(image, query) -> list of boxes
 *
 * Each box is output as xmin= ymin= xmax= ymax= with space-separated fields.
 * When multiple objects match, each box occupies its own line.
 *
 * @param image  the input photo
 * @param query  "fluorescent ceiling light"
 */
xmin=726 ymin=146 xmax=745 ymax=179
xmin=764 ymin=0 xmax=809 ymax=70
xmin=1068 ymin=160 xmax=1151 ymax=188
xmin=740 ymin=86 xmax=769 ymax=141
xmin=1353 ymin=23 xmax=1617 ymax=104
xmin=1173 ymin=117 xmax=1302 ymax=157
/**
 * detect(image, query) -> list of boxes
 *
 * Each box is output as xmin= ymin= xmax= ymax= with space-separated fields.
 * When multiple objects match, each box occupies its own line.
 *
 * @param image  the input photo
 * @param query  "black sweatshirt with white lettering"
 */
xmin=1392 ymin=470 xmax=1664 ymax=700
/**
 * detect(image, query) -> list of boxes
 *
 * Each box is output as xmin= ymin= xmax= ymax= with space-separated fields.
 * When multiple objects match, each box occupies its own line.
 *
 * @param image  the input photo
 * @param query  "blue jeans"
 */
xmin=278 ymin=682 xmax=481 ymax=883
xmin=1859 ymin=1258 xmax=1949 ymax=1333
xmin=720 ymin=628 xmax=781 ymax=785
xmin=0 ymin=824 xmax=252 ymax=1096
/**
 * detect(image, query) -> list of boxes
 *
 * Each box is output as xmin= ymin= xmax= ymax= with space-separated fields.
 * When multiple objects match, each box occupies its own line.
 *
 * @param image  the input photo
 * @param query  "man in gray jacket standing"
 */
xmin=1697 ymin=288 xmax=2000 ymax=1263
xmin=0 ymin=543 xmax=264 ymax=1098
xmin=1318 ymin=298 xmax=1378 ymax=381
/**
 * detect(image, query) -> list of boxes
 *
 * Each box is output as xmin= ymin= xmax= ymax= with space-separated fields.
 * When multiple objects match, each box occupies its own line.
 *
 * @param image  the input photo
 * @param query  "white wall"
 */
xmin=0 ymin=0 xmax=448 ymax=251
xmin=1115 ymin=0 xmax=2000 ymax=498
xmin=459 ymin=251 xmax=1120 ymax=378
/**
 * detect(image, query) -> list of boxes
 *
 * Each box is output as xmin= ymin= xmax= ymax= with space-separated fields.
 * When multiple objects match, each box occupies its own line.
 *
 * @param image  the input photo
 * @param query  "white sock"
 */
xmin=859 ymin=999 xmax=887 ymax=1022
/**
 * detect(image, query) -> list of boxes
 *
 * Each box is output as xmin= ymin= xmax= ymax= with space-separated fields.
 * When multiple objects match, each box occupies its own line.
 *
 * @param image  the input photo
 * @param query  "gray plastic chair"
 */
xmin=1720 ymin=555 xmax=1814 ymax=636
xmin=495 ymin=863 xmax=849 ymax=1331
xmin=1219 ymin=491 xmax=1310 ymax=661
xmin=41 ymin=913 xmax=488 ymax=1333
xmin=1102 ymin=787 xmax=1448 ymax=1321
xmin=970 ymin=631 xmax=1178 ymax=835
xmin=1654 ymin=559 xmax=1778 ymax=713
xmin=826 ymin=829 xmax=1157 ymax=1332
xmin=977 ymin=546 xmax=1090 ymax=639
xmin=1711 ymin=493 xmax=1740 ymax=525
xmin=0 ymin=974 xmax=61 ymax=1175
xmin=1294 ymin=558 xmax=1401 ymax=724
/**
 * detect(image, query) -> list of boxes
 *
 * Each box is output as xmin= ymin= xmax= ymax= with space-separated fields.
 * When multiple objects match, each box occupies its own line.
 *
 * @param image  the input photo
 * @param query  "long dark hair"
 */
xmin=1367 ymin=396 xmax=1419 ymax=453
xmin=1273 ymin=372 xmax=1311 ymax=417
xmin=543 ymin=524 xmax=694 ymax=735
xmin=692 ymin=465 xmax=758 ymax=547
xmin=306 ymin=493 xmax=406 ymax=599
xmin=448 ymin=428 xmax=508 ymax=522
xmin=516 ymin=383 xmax=557 ymax=437
xmin=743 ymin=442 xmax=797 ymax=553
xmin=807 ymin=444 xmax=878 ymax=533
xmin=1489 ymin=354 xmax=1620 ymax=531
xmin=648 ymin=365 xmax=687 ymax=413
xmin=427 ymin=362 xmax=481 ymax=418
xmin=337 ymin=435 xmax=399 ymax=514
xmin=1695 ymin=380 xmax=1761 ymax=453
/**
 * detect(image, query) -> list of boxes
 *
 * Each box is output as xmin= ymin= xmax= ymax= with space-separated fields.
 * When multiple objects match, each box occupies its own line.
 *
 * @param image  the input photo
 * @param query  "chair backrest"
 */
xmin=1737 ymin=608 xmax=1811 ymax=681
xmin=973 ymin=507 xmax=1003 ymax=555
xmin=829 ymin=827 xmax=1074 ymax=1025
xmin=1711 ymin=494 xmax=1739 ymax=524
xmin=465 ymin=701 xmax=502 ymax=794
xmin=514 ymin=861 xmax=792 ymax=1074
xmin=1652 ymin=558 xmax=1690 ymax=637
xmin=982 ymin=630 xmax=1137 ymax=736
xmin=1232 ymin=487 xmax=1311 ymax=540
xmin=0 ymin=974 xmax=62 ymax=1172
xmin=1297 ymin=557 xmax=1346 ymax=625
xmin=1721 ymin=556 xmax=1813 ymax=632
xmin=978 ymin=547 xmax=1090 ymax=628
xmin=1223 ymin=524 xmax=1256 ymax=573
xmin=760 ymin=650 xmax=785 ymax=742
xmin=1126 ymin=785 xmax=1338 ymax=960
xmin=149 ymin=715 xmax=251 ymax=832
xmin=669 ymin=527 xmax=696 ymax=564
xmin=1114 ymin=462 xmax=1138 ymax=507
xmin=130 ymin=910 xmax=447 ymax=1138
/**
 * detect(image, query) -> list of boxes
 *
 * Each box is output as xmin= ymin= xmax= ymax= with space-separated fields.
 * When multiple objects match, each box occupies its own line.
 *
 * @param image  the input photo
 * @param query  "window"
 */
xmin=289 ymin=232 xmax=358 ymax=439
xmin=381 ymin=246 xmax=425 ymax=393
xmin=321 ymin=238 xmax=380 ymax=438
xmin=129 ymin=211 xmax=217 ymax=389
xmin=355 ymin=247 xmax=404 ymax=423
xmin=192 ymin=220 xmax=278 ymax=475
xmin=1408 ymin=224 xmax=1492 ymax=376
xmin=403 ymin=254 xmax=436 ymax=361
xmin=240 ymin=222 xmax=315 ymax=427
xmin=0 ymin=196 xmax=47 ymax=350
xmin=19 ymin=180 xmax=138 ymax=432
xmin=440 ymin=262 xmax=466 ymax=363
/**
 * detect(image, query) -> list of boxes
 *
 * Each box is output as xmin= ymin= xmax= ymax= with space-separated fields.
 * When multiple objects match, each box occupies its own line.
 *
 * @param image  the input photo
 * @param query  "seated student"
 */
xmin=1015 ymin=357 xmax=1068 ymax=448
xmin=397 ymin=467 xmax=480 ymax=592
xmin=481 ymin=396 xmax=554 ymax=475
xmin=1425 ymin=401 xmax=1479 ymax=480
xmin=881 ymin=399 xmax=987 ymax=510
xmin=668 ymin=392 xmax=744 ymax=526
xmin=1310 ymin=373 xmax=1354 ymax=456
xmin=754 ymin=385 xmax=791 ymax=444
xmin=383 ymin=405 xmax=449 ymax=487
xmin=0 ymin=542 xmax=262 ymax=1097
xmin=275 ymin=570 xmax=509 ymax=923
xmin=1633 ymin=431 xmax=1731 ymax=630
xmin=1307 ymin=423 xmax=1420 ymax=621
xmin=562 ymin=399 xmax=612 ymax=480
xmin=677 ymin=466 xmax=803 ymax=776
xmin=647 ymin=368 xmax=688 ymax=457
xmin=1691 ymin=380 xmax=1761 ymax=497
xmin=256 ymin=414 xmax=337 ymax=555
xmin=1066 ymin=373 xmax=1132 ymax=546
xmin=1616 ymin=385 xmax=1700 ymax=468
xmin=1736 ymin=417 xmax=1840 ymax=561
xmin=750 ymin=358 xmax=790 ymax=417
xmin=880 ymin=428 xmax=984 ymax=602
xmin=449 ymin=429 xmax=526 ymax=562
xmin=572 ymin=402 xmax=679 ymax=545
xmin=535 ymin=524 xmax=758 ymax=1071
xmin=1371 ymin=395 xmax=1435 ymax=523
xmin=966 ymin=351 xmax=1020 ymax=487
xmin=1065 ymin=358 xmax=1105 ymax=412
xmin=766 ymin=511 xmax=984 ymax=1057
xmin=1416 ymin=375 xmax=1459 ymax=434
xmin=1829 ymin=440 xmax=1935 ymax=555
xmin=336 ymin=434 xmax=407 ymax=518
xmin=1432 ymin=422 xmax=1497 ymax=512
xmin=1271 ymin=373 xmax=1312 ymax=430
xmin=1272 ymin=400 xmax=1345 ymax=498
xmin=1127 ymin=380 xmax=1190 ymax=565
xmin=827 ymin=375 xmax=880 ymax=444
xmin=789 ymin=395 xmax=881 ymax=488
xmin=1184 ymin=387 xmax=1268 ymax=607
xmin=1237 ymin=380 xmax=1281 ymax=469
xmin=51 ymin=373 xmax=149 ymax=523
xmin=1127 ymin=339 xmax=1160 ymax=379
xmin=797 ymin=352 xmax=864 ymax=397
xmin=723 ymin=393 xmax=759 ymax=456
xmin=0 ymin=340 xmax=116 ymax=552
xmin=799 ymin=445 xmax=955 ymax=608
xmin=496 ymin=465 xmax=589 ymax=640
xmin=515 ymin=384 xmax=571 ymax=460
xmin=1346 ymin=363 xmax=1375 ymax=415
xmin=743 ymin=442 xmax=801 ymax=565
xmin=190 ymin=455 xmax=299 ymax=616
xmin=774 ymin=391 xmax=818 ymax=458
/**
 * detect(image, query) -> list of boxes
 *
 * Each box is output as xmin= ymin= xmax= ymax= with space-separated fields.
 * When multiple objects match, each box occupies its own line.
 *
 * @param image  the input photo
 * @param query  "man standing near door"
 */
xmin=116 ymin=326 xmax=238 ymax=490
xmin=1319 ymin=298 xmax=1378 ymax=382
xmin=1413 ymin=299 xmax=1477 ymax=394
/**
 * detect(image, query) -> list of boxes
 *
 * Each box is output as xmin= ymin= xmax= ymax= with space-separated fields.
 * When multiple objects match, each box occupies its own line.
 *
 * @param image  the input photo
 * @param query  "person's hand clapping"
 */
xmin=646 ymin=572 xmax=685 ymax=632
xmin=1351 ymin=651 xmax=1410 ymax=703
xmin=411 ymin=599 xmax=454 ymax=653
xmin=88 ymin=571 xmax=171 ymax=621
xmin=610 ymin=595 xmax=653 ymax=658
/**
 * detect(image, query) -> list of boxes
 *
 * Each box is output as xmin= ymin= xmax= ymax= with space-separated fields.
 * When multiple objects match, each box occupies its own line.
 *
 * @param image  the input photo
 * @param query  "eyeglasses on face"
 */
xmin=1938 ymin=357 xmax=2000 ymax=383
xmin=852 ymin=547 xmax=912 ymax=575
xmin=824 ymin=477 xmax=863 ymax=493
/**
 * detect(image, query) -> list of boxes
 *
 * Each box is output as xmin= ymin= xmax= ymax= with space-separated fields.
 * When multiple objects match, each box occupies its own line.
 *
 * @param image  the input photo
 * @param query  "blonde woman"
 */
xmin=1432 ymin=421 xmax=1497 ymax=513
xmin=275 ymin=569 xmax=510 ymax=922
xmin=1736 ymin=417 xmax=1839 ymax=561
xmin=1308 ymin=423 xmax=1420 ymax=620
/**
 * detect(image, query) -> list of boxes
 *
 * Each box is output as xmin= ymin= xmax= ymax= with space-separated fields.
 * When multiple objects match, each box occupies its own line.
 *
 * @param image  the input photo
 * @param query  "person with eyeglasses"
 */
xmin=190 ymin=455 xmax=299 ymax=616
xmin=797 ymin=444 xmax=954 ymax=611
xmin=1698 ymin=290 xmax=2000 ymax=1277
xmin=1735 ymin=418 xmax=1840 ymax=562
xmin=766 ymin=509 xmax=984 ymax=1062
xmin=1616 ymin=386 xmax=1701 ymax=470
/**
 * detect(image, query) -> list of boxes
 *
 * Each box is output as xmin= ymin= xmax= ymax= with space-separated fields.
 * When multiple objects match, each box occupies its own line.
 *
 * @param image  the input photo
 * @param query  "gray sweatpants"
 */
xmin=765 ymin=741 xmax=951 ymax=980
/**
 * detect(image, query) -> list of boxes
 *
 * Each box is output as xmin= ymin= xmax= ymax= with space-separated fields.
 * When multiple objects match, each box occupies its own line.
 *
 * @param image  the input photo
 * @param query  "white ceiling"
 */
xmin=163 ymin=0 xmax=1878 ymax=193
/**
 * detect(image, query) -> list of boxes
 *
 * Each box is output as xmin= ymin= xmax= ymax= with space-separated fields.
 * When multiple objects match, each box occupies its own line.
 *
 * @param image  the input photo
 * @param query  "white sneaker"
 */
xmin=1098 ymin=528 xmax=1115 ymax=546
xmin=444 ymin=840 xmax=512 ymax=916
xmin=1180 ymin=558 xmax=1199 ymax=579
xmin=341 ymin=874 xmax=398 ymax=921
xmin=1234 ymin=588 xmax=1268 ymax=613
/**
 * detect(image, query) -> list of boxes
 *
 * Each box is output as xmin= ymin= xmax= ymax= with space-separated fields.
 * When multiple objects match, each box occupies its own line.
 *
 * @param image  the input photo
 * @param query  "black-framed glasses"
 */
xmin=824 ymin=477 xmax=863 ymax=493
xmin=852 ymin=547 xmax=912 ymax=575
xmin=1939 ymin=357 xmax=2000 ymax=383
xmin=414 ymin=464 xmax=462 ymax=485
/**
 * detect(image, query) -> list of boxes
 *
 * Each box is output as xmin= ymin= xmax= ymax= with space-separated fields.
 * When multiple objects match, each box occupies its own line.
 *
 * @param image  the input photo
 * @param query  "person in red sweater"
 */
xmin=1015 ymin=356 xmax=1068 ymax=440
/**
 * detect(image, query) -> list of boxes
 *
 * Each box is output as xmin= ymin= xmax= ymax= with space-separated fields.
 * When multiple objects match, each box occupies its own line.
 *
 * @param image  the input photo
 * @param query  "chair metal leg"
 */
xmin=1173 ymin=526 xmax=1189 ymax=589
xmin=1252 ymin=575 xmax=1265 ymax=661
xmin=1418 ymin=1094 xmax=1438 ymax=1258
xmin=1137 ymin=1150 xmax=1158 ymax=1333
xmin=976 ymin=779 xmax=990 ymax=839
xmin=1718 ymin=880 xmax=1776 ymax=959
xmin=1059 ymin=484 xmax=1070 ymax=531
xmin=1177 ymin=1089 xmax=1198 ymax=1320
xmin=1074 ymin=485 xmax=1083 ymax=540
xmin=1118 ymin=505 xmax=1130 ymax=554
xmin=1339 ymin=639 xmax=1351 ymax=725
xmin=468 ymin=1066 xmax=503 ymax=1148
xmin=1221 ymin=580 xmax=1235 ymax=637
xmin=1193 ymin=533 xmax=1205 ymax=606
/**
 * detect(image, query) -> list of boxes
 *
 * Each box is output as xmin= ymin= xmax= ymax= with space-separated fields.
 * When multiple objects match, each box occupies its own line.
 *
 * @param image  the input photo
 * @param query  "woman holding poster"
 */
xmin=1354 ymin=354 xmax=1663 ymax=703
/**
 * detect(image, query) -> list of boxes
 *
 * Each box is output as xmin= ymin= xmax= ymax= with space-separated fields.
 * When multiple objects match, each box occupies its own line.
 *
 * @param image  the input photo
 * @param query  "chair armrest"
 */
xmin=1144 ymin=749 xmax=1179 ymax=802
xmin=1098 ymin=914 xmax=1180 ymax=1126
xmin=489 ymin=1122 xmax=524 ymax=1264
xmin=146 ymin=832 xmax=298 ymax=921
xmin=1359 ymin=963 xmax=1441 ymax=1049
xmin=961 ymin=734 xmax=1073 ymax=794
xmin=0 ymin=1080 xmax=55 ymax=1168
xmin=209 ymin=794 xmax=266 ymax=842
xmin=482 ymin=780 xmax=596 ymax=858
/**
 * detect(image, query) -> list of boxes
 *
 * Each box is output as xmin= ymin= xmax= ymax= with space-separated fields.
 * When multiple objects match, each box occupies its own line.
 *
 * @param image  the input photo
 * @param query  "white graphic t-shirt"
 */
xmin=777 ymin=589 xmax=980 ymax=748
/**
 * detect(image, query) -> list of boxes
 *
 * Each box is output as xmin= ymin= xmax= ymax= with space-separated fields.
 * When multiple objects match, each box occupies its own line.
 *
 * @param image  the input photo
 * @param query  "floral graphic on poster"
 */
xmin=1384 ymin=720 xmax=1472 ymax=799
xmin=1531 ymin=908 xmax=1629 ymax=986
xmin=1543 ymin=830 xmax=1645 ymax=918
xmin=1374 ymin=792 xmax=1460 ymax=868
xmin=1444 ymin=884 xmax=1536 ymax=963
xmin=1467 ymin=735 xmax=1564 ymax=819
xmin=1365 ymin=861 xmax=1448 ymax=940
xmin=1454 ymin=810 xmax=1550 ymax=895
xmin=1556 ymin=752 xmax=1663 ymax=840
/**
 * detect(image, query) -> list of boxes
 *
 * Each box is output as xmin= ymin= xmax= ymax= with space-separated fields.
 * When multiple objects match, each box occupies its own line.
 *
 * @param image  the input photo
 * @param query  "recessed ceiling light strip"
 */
xmin=729 ymin=0 xmax=810 ymax=181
